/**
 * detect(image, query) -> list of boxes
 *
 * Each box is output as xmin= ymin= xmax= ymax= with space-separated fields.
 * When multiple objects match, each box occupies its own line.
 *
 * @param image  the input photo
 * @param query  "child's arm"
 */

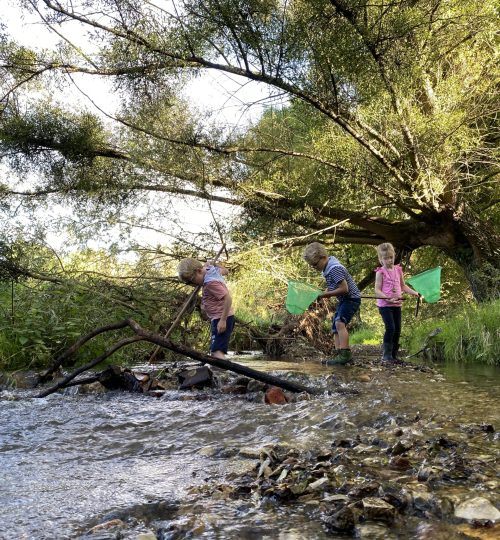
xmin=217 ymin=265 xmax=229 ymax=276
xmin=319 ymin=279 xmax=349 ymax=299
xmin=400 ymin=271 xmax=420 ymax=297
xmin=374 ymin=272 xmax=385 ymax=298
xmin=217 ymin=291 xmax=232 ymax=334
xmin=205 ymin=261 xmax=228 ymax=276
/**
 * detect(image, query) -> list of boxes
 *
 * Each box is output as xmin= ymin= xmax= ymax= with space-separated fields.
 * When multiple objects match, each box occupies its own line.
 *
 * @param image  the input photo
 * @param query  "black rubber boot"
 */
xmin=382 ymin=342 xmax=393 ymax=361
xmin=392 ymin=341 xmax=400 ymax=361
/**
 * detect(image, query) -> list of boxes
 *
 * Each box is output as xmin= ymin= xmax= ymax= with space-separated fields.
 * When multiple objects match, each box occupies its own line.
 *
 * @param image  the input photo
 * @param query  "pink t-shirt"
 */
xmin=375 ymin=265 xmax=403 ymax=307
xmin=202 ymin=281 xmax=234 ymax=320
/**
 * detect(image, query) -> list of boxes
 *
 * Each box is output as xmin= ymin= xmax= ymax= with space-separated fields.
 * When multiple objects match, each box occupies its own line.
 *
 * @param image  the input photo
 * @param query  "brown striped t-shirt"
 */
xmin=201 ymin=281 xmax=234 ymax=320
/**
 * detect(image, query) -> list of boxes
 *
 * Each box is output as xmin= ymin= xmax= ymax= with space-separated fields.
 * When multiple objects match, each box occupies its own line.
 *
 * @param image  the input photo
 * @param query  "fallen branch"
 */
xmin=127 ymin=319 xmax=316 ymax=394
xmin=37 ymin=319 xmax=317 ymax=398
xmin=40 ymin=320 xmax=131 ymax=381
xmin=38 ymin=335 xmax=144 ymax=397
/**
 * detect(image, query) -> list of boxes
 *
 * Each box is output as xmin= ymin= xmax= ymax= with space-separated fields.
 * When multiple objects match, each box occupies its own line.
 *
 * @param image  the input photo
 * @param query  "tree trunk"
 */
xmin=378 ymin=208 xmax=499 ymax=302
xmin=444 ymin=207 xmax=499 ymax=301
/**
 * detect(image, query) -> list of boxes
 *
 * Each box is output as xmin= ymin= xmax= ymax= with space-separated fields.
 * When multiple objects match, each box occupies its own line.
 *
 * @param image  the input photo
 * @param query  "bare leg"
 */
xmin=335 ymin=321 xmax=349 ymax=349
xmin=334 ymin=333 xmax=340 ymax=350
xmin=211 ymin=350 xmax=225 ymax=359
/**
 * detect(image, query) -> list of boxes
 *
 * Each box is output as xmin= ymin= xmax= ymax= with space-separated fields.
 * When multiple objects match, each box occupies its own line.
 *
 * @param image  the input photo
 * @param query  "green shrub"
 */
xmin=349 ymin=325 xmax=381 ymax=345
xmin=408 ymin=299 xmax=500 ymax=365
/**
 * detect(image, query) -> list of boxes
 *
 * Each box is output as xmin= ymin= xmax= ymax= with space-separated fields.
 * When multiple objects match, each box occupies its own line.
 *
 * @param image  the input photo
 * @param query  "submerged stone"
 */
xmin=454 ymin=497 xmax=500 ymax=522
xmin=323 ymin=506 xmax=355 ymax=532
xmin=361 ymin=497 xmax=396 ymax=523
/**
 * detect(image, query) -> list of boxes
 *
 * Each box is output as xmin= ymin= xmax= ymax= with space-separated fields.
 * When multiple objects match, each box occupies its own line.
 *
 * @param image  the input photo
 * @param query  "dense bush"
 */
xmin=408 ymin=299 xmax=500 ymax=365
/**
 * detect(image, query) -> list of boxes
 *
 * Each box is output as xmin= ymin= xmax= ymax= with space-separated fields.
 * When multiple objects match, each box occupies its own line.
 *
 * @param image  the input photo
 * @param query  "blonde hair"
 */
xmin=177 ymin=258 xmax=202 ymax=284
xmin=376 ymin=242 xmax=395 ymax=262
xmin=303 ymin=242 xmax=328 ymax=265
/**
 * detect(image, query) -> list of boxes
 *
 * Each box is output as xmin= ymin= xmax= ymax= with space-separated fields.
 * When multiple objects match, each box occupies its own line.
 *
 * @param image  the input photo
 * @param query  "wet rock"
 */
xmin=457 ymin=523 xmax=500 ymax=539
xmin=454 ymin=497 xmax=500 ymax=522
xmin=355 ymin=522 xmax=391 ymax=538
xmin=99 ymin=366 xmax=143 ymax=392
xmin=417 ymin=465 xmax=436 ymax=482
xmin=433 ymin=495 xmax=454 ymax=518
xmin=247 ymin=379 xmax=267 ymax=392
xmin=10 ymin=370 xmax=41 ymax=389
xmin=332 ymin=438 xmax=356 ymax=448
xmin=388 ymin=456 xmax=412 ymax=470
xmin=220 ymin=384 xmax=247 ymax=394
xmin=389 ymin=439 xmax=412 ymax=456
xmin=239 ymin=447 xmax=265 ymax=459
xmin=86 ymin=519 xmax=126 ymax=533
xmin=410 ymin=487 xmax=435 ymax=514
xmin=257 ymin=457 xmax=273 ymax=479
xmin=137 ymin=532 xmax=157 ymax=540
xmin=382 ymin=492 xmax=408 ymax=511
xmin=393 ymin=427 xmax=404 ymax=437
xmin=323 ymin=506 xmax=355 ymax=533
xmin=307 ymin=477 xmax=329 ymax=491
xmin=464 ymin=423 xmax=495 ymax=434
xmin=361 ymin=497 xmax=396 ymax=523
xmin=348 ymin=482 xmax=380 ymax=500
xmin=264 ymin=386 xmax=289 ymax=405
xmin=101 ymin=500 xmax=178 ymax=524
xmin=233 ymin=376 xmax=250 ymax=387
xmin=147 ymin=390 xmax=165 ymax=398
xmin=428 ymin=436 xmax=458 ymax=450
xmin=323 ymin=494 xmax=350 ymax=503
xmin=78 ymin=381 xmax=106 ymax=394
xmin=178 ymin=366 xmax=214 ymax=390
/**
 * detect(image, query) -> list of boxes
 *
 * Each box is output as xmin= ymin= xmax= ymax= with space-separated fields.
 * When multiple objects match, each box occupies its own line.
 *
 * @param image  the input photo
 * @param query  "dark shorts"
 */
xmin=332 ymin=298 xmax=361 ymax=334
xmin=210 ymin=315 xmax=235 ymax=354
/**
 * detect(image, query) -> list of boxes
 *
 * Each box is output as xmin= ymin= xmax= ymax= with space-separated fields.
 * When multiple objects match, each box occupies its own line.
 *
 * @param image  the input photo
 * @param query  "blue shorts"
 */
xmin=332 ymin=298 xmax=361 ymax=334
xmin=210 ymin=315 xmax=235 ymax=354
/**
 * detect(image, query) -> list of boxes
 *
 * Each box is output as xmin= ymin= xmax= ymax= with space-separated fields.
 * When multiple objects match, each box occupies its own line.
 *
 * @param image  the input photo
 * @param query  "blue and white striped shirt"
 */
xmin=322 ymin=256 xmax=361 ymax=301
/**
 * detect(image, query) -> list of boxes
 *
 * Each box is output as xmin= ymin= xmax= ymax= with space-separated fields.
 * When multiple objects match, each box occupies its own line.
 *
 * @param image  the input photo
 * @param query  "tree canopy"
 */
xmin=1 ymin=0 xmax=499 ymax=299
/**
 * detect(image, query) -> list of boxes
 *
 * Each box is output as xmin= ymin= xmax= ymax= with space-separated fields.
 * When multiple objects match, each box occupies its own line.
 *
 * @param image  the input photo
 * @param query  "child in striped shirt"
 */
xmin=304 ymin=242 xmax=361 ymax=365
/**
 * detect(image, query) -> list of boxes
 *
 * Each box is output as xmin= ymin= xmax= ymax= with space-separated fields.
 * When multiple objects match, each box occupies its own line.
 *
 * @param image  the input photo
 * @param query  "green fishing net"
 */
xmin=407 ymin=267 xmax=441 ymax=303
xmin=286 ymin=281 xmax=322 ymax=314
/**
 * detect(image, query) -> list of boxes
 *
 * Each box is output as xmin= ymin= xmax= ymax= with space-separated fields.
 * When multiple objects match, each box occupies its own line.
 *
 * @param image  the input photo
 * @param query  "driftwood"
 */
xmin=39 ymin=320 xmax=133 ymax=382
xmin=37 ymin=319 xmax=317 ymax=398
xmin=38 ymin=334 xmax=144 ymax=397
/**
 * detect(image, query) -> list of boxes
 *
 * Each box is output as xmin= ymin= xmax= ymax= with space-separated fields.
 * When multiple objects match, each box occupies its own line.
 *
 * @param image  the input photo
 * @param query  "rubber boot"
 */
xmin=392 ymin=340 xmax=400 ymax=362
xmin=382 ymin=341 xmax=393 ymax=361
xmin=327 ymin=348 xmax=352 ymax=365
xmin=323 ymin=349 xmax=340 ymax=365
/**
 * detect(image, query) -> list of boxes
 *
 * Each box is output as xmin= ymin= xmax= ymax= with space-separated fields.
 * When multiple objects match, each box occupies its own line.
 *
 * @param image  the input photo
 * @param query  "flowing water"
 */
xmin=1 ymin=355 xmax=499 ymax=539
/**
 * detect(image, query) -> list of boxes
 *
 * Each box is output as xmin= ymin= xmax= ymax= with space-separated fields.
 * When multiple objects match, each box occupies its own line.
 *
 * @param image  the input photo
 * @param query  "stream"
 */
xmin=1 ymin=352 xmax=499 ymax=539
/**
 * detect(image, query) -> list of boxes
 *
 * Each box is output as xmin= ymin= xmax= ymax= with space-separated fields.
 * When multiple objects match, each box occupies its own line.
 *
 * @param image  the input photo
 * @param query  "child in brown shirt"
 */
xmin=178 ymin=258 xmax=234 ymax=359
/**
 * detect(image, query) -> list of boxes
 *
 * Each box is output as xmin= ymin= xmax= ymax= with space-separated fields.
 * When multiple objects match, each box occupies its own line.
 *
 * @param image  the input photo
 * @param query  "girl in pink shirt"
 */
xmin=375 ymin=243 xmax=420 ymax=362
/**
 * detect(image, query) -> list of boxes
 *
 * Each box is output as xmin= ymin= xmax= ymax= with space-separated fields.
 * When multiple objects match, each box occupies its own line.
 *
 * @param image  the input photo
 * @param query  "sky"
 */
xmin=3 ymin=1 xmax=279 ymax=255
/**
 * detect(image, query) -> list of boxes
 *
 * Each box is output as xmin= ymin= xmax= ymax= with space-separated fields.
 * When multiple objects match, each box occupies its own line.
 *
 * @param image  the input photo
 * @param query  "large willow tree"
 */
xmin=1 ymin=0 xmax=498 ymax=299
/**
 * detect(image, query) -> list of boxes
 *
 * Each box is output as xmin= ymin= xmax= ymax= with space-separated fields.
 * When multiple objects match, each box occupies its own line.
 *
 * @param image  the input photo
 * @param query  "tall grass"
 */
xmin=408 ymin=299 xmax=500 ymax=365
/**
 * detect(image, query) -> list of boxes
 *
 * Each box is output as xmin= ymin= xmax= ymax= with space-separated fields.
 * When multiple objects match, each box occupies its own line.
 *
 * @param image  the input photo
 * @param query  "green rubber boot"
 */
xmin=326 ymin=348 xmax=353 ymax=365
xmin=323 ymin=350 xmax=340 ymax=365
